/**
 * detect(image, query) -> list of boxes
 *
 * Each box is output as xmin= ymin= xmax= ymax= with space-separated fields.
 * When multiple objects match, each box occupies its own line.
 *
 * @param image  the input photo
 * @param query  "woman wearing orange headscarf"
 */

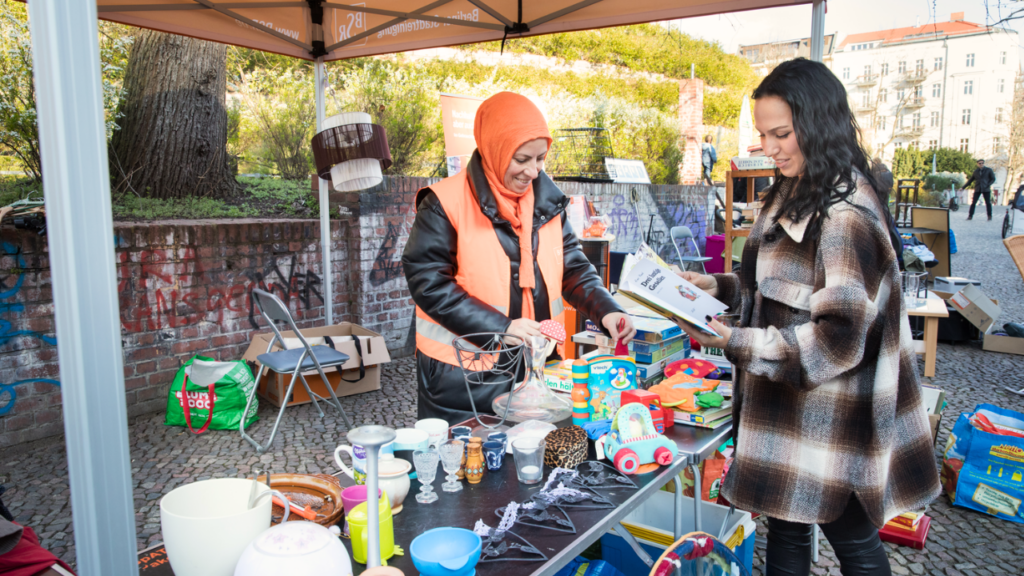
xmin=402 ymin=92 xmax=634 ymax=422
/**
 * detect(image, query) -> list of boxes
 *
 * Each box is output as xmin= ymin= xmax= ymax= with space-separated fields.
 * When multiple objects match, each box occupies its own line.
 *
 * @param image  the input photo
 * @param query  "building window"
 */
xmin=897 ymin=88 xmax=906 ymax=102
xmin=932 ymin=83 xmax=941 ymax=97
xmin=915 ymin=59 xmax=924 ymax=73
xmin=879 ymin=116 xmax=887 ymax=130
xmin=962 ymin=109 xmax=971 ymax=125
xmin=928 ymin=140 xmax=938 ymax=149
xmin=960 ymin=138 xmax=969 ymax=152
xmin=914 ymin=85 xmax=923 ymax=98
xmin=895 ymin=142 xmax=904 ymax=149
xmin=881 ymin=63 xmax=889 ymax=76
xmin=843 ymin=67 xmax=850 ymax=80
xmin=994 ymin=136 xmax=1004 ymax=152
xmin=880 ymin=88 xmax=888 ymax=103
xmin=997 ymin=107 xmax=1004 ymax=123
xmin=966 ymin=53 xmax=975 ymax=67
xmin=912 ymin=112 xmax=922 ymax=127
xmin=1001 ymin=51 xmax=1007 ymax=65
xmin=964 ymin=80 xmax=973 ymax=95
xmin=999 ymin=79 xmax=1006 ymax=93
xmin=934 ymin=57 xmax=943 ymax=70
xmin=898 ymin=60 xmax=907 ymax=73
xmin=930 ymin=111 xmax=940 ymax=127
xmin=861 ymin=92 xmax=871 ymax=107
xmin=864 ymin=64 xmax=872 ymax=76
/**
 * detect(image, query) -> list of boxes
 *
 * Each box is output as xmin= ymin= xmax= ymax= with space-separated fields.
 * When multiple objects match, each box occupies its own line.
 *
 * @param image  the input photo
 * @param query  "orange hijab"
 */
xmin=473 ymin=92 xmax=552 ymax=321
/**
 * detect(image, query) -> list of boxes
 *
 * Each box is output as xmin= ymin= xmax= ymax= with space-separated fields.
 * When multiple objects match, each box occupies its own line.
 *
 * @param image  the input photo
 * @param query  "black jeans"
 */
xmin=765 ymin=498 xmax=891 ymax=576
xmin=969 ymin=188 xmax=992 ymax=219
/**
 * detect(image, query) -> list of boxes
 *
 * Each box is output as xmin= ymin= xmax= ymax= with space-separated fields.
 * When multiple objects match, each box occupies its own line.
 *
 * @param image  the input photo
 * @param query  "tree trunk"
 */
xmin=110 ymin=30 xmax=236 ymax=199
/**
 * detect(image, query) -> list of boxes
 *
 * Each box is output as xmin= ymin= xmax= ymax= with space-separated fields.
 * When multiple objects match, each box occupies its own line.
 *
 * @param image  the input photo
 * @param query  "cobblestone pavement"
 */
xmin=2 ymin=205 xmax=1024 ymax=574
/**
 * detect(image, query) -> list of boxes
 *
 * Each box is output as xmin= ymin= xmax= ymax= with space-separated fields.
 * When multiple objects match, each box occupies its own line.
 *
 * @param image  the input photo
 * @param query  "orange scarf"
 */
xmin=473 ymin=92 xmax=552 ymax=320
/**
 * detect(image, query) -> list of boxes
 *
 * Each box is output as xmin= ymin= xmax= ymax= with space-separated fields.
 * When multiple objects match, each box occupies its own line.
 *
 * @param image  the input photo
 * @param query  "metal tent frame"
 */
xmin=25 ymin=0 xmax=826 ymax=573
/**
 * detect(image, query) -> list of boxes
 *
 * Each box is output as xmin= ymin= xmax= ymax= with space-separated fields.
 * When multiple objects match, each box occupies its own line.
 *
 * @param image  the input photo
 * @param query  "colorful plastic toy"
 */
xmin=620 ymin=389 xmax=673 ymax=433
xmin=603 ymin=403 xmax=678 ymax=475
xmin=571 ymin=356 xmax=637 ymax=422
xmin=649 ymin=373 xmax=720 ymax=412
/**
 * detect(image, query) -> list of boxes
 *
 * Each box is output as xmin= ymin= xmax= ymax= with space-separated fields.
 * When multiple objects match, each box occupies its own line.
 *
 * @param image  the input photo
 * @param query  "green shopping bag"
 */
xmin=164 ymin=356 xmax=259 ymax=433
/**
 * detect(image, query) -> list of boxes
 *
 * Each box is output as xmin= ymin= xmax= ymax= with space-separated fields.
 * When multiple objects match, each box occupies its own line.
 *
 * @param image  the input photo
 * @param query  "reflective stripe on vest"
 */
xmin=414 ymin=170 xmax=566 ymax=365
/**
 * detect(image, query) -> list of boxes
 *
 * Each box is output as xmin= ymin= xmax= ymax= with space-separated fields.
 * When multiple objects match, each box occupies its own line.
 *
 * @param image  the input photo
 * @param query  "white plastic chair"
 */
xmin=670 ymin=226 xmax=712 ymax=274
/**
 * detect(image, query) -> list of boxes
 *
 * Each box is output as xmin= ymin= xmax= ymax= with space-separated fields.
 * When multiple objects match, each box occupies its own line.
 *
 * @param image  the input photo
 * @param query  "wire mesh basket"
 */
xmin=546 ymin=128 xmax=615 ymax=182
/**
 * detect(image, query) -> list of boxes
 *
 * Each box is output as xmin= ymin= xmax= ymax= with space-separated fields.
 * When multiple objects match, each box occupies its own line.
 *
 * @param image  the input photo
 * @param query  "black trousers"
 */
xmin=765 ymin=498 xmax=891 ymax=576
xmin=969 ymin=188 xmax=992 ymax=219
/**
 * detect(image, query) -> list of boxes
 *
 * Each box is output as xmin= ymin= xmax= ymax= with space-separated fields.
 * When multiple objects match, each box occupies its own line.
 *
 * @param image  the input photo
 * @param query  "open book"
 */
xmin=618 ymin=257 xmax=728 ymax=337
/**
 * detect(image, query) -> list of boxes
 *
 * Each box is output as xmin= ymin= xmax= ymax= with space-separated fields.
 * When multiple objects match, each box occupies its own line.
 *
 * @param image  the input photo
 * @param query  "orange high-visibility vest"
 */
xmin=415 ymin=170 xmax=566 ymax=365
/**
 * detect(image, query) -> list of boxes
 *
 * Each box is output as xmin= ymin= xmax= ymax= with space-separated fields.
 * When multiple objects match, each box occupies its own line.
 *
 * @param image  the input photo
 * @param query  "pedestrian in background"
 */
xmin=965 ymin=158 xmax=996 ymax=221
xmin=701 ymin=134 xmax=717 ymax=186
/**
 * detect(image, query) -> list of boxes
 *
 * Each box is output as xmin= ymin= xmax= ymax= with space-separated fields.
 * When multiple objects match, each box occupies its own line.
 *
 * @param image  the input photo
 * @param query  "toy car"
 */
xmin=620 ymin=389 xmax=673 ymax=433
xmin=604 ymin=403 xmax=678 ymax=474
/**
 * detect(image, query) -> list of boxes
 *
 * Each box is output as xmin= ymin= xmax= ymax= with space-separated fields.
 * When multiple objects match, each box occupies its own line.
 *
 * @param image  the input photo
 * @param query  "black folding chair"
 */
xmin=240 ymin=289 xmax=353 ymax=453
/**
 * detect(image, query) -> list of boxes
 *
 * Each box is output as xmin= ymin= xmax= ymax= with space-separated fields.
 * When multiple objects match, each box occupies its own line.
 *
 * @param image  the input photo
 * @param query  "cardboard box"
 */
xmin=946 ymin=285 xmax=1024 ymax=356
xmin=933 ymin=276 xmax=980 ymax=293
xmin=242 ymin=323 xmax=392 ymax=407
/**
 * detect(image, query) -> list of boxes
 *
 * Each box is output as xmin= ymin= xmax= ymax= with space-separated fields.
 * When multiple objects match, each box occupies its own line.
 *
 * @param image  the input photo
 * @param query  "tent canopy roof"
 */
xmin=94 ymin=0 xmax=808 ymax=61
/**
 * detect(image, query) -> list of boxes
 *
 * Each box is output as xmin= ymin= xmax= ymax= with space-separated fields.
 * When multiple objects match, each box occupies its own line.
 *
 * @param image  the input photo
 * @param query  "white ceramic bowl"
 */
xmin=161 ymin=478 xmax=273 ymax=576
xmin=393 ymin=428 xmax=430 ymax=452
xmin=414 ymin=418 xmax=450 ymax=449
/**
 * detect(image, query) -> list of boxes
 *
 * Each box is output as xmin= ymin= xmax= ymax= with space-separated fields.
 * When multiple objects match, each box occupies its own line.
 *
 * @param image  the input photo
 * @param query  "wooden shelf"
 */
xmin=724 ymin=169 xmax=775 ymax=266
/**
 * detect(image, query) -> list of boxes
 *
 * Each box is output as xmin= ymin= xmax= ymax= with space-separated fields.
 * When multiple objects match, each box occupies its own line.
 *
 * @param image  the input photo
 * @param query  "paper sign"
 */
xmin=605 ymin=158 xmax=651 ymax=184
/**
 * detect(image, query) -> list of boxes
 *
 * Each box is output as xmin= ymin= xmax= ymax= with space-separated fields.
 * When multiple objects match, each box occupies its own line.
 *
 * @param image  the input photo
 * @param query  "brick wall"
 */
xmin=0 ymin=177 xmax=709 ymax=448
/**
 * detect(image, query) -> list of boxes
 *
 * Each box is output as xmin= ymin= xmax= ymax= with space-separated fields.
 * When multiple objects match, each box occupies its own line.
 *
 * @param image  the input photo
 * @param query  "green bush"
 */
xmin=237 ymin=68 xmax=316 ymax=179
xmin=923 ymin=171 xmax=967 ymax=192
xmin=0 ymin=3 xmax=131 ymax=183
xmin=893 ymin=146 xmax=976 ymax=179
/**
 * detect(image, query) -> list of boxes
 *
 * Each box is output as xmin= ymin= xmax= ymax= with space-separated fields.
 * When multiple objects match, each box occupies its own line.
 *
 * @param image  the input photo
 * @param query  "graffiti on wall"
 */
xmin=369 ymin=221 xmax=405 ymax=287
xmin=0 ymin=242 xmax=57 ymax=347
xmin=244 ymin=253 xmax=323 ymax=329
xmin=601 ymin=190 xmax=711 ymax=268
xmin=117 ymin=248 xmax=323 ymax=333
xmin=0 ymin=378 xmax=60 ymax=416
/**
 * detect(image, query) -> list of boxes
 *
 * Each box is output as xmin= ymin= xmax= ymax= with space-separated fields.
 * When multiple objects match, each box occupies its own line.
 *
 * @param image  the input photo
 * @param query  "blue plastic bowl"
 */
xmin=410 ymin=527 xmax=482 ymax=576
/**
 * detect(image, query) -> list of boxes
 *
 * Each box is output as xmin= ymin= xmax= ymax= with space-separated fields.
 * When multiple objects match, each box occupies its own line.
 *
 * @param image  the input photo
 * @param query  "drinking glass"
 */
xmin=512 ymin=437 xmax=546 ymax=485
xmin=439 ymin=440 xmax=465 ymax=493
xmin=413 ymin=450 xmax=439 ymax=504
xmin=902 ymin=271 xmax=926 ymax=308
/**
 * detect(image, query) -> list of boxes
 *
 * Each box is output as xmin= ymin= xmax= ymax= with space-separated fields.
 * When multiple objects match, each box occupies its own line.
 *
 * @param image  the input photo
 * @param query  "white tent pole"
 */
xmin=810 ymin=0 xmax=825 ymax=62
xmin=26 ymin=0 xmax=138 ymax=574
xmin=316 ymin=57 xmax=333 ymax=326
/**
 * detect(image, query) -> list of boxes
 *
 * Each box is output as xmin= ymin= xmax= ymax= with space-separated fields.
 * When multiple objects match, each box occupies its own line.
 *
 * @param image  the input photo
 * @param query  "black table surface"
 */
xmin=365 ymin=446 xmax=689 ymax=576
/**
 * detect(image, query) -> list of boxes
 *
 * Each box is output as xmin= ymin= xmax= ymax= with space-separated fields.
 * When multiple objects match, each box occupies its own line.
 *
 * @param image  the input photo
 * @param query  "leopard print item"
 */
xmin=544 ymin=426 xmax=588 ymax=469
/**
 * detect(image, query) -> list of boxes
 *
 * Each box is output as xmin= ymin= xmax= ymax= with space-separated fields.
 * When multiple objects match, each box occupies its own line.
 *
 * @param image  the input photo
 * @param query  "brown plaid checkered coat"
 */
xmin=715 ymin=174 xmax=940 ymax=528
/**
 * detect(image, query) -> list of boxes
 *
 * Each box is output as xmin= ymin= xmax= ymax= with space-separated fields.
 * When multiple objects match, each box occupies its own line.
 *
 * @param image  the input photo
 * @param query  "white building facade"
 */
xmin=831 ymin=13 xmax=1019 ymax=191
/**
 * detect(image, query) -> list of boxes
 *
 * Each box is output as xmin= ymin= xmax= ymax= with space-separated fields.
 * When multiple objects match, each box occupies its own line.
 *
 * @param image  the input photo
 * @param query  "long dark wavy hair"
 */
xmin=754 ymin=58 xmax=894 ymax=244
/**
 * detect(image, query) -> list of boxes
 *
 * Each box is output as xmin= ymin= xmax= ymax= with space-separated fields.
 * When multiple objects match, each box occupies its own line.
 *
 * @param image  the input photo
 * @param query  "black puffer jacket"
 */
xmin=402 ymin=152 xmax=623 ymax=423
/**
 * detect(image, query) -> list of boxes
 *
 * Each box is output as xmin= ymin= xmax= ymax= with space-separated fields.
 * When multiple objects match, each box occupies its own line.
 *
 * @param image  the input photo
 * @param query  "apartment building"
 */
xmin=739 ymin=34 xmax=836 ymax=77
xmin=831 ymin=12 xmax=1019 ymax=188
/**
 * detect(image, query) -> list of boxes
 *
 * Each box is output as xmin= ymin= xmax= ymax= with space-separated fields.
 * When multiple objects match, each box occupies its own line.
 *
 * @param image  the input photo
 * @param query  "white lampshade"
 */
xmin=322 ymin=112 xmax=384 ymax=192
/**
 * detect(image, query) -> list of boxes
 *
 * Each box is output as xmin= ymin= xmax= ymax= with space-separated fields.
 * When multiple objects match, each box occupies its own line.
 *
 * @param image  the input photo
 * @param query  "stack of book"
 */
xmin=578 ymin=312 xmax=690 ymax=388
xmin=878 ymin=510 xmax=931 ymax=549
xmin=672 ymin=401 xmax=732 ymax=429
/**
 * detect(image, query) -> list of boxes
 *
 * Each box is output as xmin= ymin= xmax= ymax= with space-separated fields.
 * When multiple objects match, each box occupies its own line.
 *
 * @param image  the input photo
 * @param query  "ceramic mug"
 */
xmin=393 ymin=428 xmax=430 ymax=452
xmin=483 ymin=441 xmax=504 ymax=471
xmin=488 ymin=432 xmax=508 ymax=455
xmin=378 ymin=458 xmax=412 ymax=514
xmin=414 ymin=418 xmax=450 ymax=449
xmin=335 ymin=442 xmax=395 ymax=484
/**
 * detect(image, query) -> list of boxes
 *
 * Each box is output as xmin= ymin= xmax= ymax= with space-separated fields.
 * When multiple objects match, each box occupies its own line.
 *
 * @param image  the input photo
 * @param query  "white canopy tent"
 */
xmin=25 ymin=0 xmax=823 ymax=573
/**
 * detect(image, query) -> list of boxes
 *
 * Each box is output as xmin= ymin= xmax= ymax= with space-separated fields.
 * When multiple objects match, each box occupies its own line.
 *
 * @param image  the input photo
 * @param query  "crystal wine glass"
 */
xmin=439 ymin=440 xmax=465 ymax=493
xmin=413 ymin=449 xmax=439 ymax=504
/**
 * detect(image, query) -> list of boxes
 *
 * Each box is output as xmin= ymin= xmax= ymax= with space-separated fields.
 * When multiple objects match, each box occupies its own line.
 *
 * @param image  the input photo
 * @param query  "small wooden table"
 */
xmin=906 ymin=293 xmax=949 ymax=378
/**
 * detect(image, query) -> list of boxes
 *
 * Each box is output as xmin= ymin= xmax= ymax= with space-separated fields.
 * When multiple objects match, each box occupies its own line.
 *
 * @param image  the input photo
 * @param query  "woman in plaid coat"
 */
xmin=679 ymin=59 xmax=940 ymax=575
